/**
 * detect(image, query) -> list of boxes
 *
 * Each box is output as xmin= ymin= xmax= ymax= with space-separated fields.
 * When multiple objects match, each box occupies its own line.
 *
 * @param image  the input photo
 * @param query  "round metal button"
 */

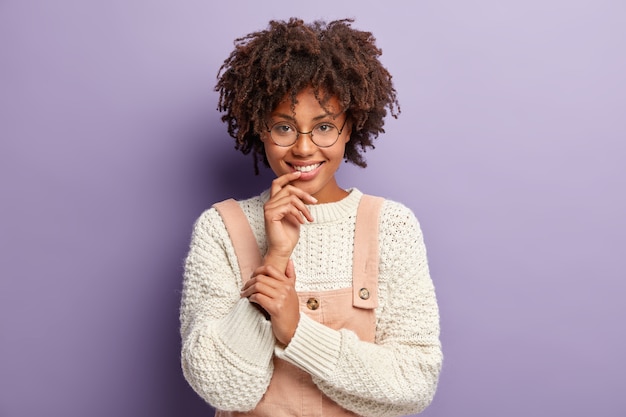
xmin=306 ymin=298 xmax=319 ymax=310
xmin=359 ymin=288 xmax=370 ymax=300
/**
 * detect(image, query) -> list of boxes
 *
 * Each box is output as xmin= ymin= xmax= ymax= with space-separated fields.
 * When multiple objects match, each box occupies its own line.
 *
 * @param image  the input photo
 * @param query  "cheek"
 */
xmin=324 ymin=148 xmax=345 ymax=166
xmin=260 ymin=135 xmax=272 ymax=155
xmin=336 ymin=141 xmax=349 ymax=158
xmin=263 ymin=145 xmax=286 ymax=170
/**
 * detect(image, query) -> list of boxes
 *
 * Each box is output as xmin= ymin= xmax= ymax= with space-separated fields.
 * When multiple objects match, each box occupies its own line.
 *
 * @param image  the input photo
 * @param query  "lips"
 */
xmin=291 ymin=163 xmax=322 ymax=173
xmin=288 ymin=162 xmax=324 ymax=180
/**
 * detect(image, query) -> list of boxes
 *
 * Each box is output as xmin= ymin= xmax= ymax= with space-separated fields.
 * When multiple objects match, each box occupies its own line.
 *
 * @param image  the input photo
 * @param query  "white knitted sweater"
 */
xmin=180 ymin=188 xmax=442 ymax=417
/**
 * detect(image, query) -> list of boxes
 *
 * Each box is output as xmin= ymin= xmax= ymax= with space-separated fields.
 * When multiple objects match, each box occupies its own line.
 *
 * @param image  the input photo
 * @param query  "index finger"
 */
xmin=270 ymin=171 xmax=302 ymax=196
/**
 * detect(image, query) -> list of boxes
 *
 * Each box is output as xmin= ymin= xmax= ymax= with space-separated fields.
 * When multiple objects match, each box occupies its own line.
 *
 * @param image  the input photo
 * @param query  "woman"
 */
xmin=180 ymin=18 xmax=442 ymax=417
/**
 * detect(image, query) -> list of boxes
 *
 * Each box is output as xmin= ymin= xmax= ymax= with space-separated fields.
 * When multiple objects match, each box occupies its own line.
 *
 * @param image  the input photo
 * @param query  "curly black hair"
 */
xmin=215 ymin=18 xmax=400 ymax=174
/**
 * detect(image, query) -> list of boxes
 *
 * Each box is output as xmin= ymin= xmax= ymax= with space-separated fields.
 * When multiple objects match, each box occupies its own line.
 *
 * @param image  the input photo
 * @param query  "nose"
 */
xmin=291 ymin=131 xmax=316 ymax=156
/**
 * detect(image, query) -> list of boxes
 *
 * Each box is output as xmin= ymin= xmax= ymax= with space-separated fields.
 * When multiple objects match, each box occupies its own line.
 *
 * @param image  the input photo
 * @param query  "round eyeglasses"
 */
xmin=265 ymin=117 xmax=348 ymax=148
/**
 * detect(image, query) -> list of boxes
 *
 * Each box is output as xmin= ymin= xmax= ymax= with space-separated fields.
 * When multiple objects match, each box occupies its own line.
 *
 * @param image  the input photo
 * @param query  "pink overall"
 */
xmin=213 ymin=195 xmax=383 ymax=417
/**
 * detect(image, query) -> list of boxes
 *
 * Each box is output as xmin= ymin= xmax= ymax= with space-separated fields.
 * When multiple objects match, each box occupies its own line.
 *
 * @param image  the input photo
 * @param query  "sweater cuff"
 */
xmin=275 ymin=313 xmax=341 ymax=379
xmin=217 ymin=298 xmax=276 ymax=366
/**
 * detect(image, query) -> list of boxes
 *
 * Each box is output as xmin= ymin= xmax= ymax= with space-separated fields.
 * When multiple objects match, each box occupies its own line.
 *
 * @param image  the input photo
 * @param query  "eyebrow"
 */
xmin=271 ymin=112 xmax=337 ymax=122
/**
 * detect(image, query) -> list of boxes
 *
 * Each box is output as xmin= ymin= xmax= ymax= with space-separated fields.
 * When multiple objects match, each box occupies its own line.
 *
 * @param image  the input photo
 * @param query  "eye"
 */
xmin=313 ymin=123 xmax=337 ymax=135
xmin=271 ymin=123 xmax=296 ymax=136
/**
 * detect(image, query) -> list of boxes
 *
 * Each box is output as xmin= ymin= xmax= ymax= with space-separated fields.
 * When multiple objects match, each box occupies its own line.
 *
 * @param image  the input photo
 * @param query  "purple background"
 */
xmin=1 ymin=1 xmax=625 ymax=416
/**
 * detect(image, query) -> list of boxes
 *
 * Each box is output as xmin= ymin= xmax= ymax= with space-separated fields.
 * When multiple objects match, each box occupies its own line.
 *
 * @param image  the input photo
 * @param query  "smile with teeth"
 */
xmin=292 ymin=163 xmax=321 ymax=173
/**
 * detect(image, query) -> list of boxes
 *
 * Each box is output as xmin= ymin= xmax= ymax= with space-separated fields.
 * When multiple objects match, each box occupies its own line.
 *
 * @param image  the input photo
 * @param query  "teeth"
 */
xmin=293 ymin=163 xmax=320 ymax=173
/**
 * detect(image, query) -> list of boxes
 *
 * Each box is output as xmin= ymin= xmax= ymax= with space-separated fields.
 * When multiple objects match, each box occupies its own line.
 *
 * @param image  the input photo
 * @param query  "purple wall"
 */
xmin=1 ymin=1 xmax=625 ymax=416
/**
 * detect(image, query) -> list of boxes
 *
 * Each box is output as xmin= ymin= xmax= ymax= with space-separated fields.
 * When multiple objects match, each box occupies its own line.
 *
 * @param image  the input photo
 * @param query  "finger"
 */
xmin=241 ymin=279 xmax=275 ymax=299
xmin=249 ymin=285 xmax=294 ymax=315
xmin=285 ymin=207 xmax=308 ymax=225
xmin=269 ymin=178 xmax=318 ymax=205
xmin=280 ymin=184 xmax=318 ymax=205
xmin=266 ymin=194 xmax=314 ymax=223
xmin=241 ymin=274 xmax=267 ymax=295
xmin=266 ymin=187 xmax=317 ymax=212
xmin=285 ymin=259 xmax=296 ymax=280
xmin=248 ymin=292 xmax=273 ymax=313
xmin=241 ymin=277 xmax=255 ymax=292
xmin=266 ymin=203 xmax=310 ymax=226
xmin=278 ymin=184 xmax=318 ymax=205
xmin=243 ymin=278 xmax=288 ymax=302
xmin=241 ymin=268 xmax=286 ymax=295
xmin=270 ymin=172 xmax=302 ymax=196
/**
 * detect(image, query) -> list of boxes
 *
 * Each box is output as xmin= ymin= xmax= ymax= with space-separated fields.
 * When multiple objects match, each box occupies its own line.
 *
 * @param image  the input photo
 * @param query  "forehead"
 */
xmin=271 ymin=87 xmax=341 ymax=120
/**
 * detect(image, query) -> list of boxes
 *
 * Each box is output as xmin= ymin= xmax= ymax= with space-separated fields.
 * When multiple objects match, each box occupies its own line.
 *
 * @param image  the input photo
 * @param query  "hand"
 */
xmin=241 ymin=260 xmax=300 ymax=346
xmin=263 ymin=172 xmax=317 ymax=270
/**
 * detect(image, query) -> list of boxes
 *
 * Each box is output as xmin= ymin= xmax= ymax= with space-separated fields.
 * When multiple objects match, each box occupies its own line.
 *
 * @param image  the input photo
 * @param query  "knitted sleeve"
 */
xmin=275 ymin=200 xmax=442 ymax=417
xmin=179 ymin=207 xmax=276 ymax=411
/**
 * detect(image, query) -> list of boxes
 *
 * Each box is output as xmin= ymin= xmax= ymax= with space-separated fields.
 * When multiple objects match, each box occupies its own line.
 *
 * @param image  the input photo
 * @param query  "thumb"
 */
xmin=285 ymin=259 xmax=296 ymax=280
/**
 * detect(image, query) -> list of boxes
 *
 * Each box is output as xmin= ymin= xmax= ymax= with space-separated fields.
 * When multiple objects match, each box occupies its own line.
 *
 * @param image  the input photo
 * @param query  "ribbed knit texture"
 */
xmin=275 ymin=313 xmax=342 ymax=377
xmin=180 ymin=189 xmax=442 ymax=416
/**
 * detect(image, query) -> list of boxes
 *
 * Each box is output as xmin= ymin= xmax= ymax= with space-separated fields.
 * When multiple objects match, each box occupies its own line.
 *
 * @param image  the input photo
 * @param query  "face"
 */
xmin=262 ymin=87 xmax=350 ymax=204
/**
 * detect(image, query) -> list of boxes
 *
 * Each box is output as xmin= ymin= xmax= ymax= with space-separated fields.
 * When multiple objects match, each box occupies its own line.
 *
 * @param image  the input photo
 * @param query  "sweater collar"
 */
xmin=260 ymin=188 xmax=363 ymax=224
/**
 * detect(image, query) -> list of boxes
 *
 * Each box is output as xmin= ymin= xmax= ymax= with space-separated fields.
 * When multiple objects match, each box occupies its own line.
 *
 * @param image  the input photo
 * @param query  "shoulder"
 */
xmin=237 ymin=193 xmax=266 ymax=220
xmin=370 ymin=196 xmax=422 ymax=231
xmin=380 ymin=197 xmax=418 ymax=220
xmin=192 ymin=194 xmax=263 ymax=230
xmin=365 ymin=195 xmax=425 ymax=247
xmin=370 ymin=197 xmax=431 ymax=282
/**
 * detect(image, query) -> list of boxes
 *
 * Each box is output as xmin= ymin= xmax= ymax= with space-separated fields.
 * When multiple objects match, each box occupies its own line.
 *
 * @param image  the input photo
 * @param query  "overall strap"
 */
xmin=352 ymin=194 xmax=384 ymax=309
xmin=213 ymin=199 xmax=262 ymax=285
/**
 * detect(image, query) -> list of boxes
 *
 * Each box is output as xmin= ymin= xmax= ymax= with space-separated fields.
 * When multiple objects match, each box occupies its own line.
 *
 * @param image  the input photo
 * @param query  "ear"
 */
xmin=343 ymin=121 xmax=352 ymax=143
